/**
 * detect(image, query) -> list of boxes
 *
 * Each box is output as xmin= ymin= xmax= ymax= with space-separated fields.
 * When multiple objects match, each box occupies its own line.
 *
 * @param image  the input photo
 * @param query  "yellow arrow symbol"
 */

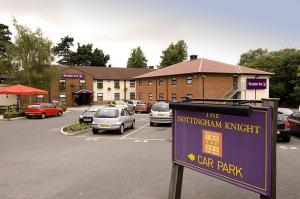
xmin=187 ymin=153 xmax=196 ymax=161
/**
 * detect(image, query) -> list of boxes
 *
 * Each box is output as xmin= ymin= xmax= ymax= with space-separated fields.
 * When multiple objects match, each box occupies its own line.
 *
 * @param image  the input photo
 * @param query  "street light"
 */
xmin=201 ymin=75 xmax=206 ymax=99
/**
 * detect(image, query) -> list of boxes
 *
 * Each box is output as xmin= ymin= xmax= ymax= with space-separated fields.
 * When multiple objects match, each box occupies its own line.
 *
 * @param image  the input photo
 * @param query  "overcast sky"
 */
xmin=0 ymin=0 xmax=299 ymax=67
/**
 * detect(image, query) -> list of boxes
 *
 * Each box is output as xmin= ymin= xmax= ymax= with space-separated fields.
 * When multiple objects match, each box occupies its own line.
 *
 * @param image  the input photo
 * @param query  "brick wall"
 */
xmin=136 ymin=73 xmax=233 ymax=104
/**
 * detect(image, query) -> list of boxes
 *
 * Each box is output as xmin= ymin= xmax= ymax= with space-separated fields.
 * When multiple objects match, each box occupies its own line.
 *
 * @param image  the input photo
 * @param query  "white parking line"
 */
xmin=121 ymin=123 xmax=149 ymax=138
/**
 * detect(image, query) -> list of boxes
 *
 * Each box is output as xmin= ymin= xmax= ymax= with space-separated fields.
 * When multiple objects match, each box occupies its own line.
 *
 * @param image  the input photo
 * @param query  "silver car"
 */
xmin=92 ymin=107 xmax=135 ymax=134
xmin=79 ymin=105 xmax=107 ymax=123
xmin=150 ymin=102 xmax=172 ymax=126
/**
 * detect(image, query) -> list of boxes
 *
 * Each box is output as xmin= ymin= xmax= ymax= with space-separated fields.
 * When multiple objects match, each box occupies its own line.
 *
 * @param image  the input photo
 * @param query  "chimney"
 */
xmin=148 ymin=66 xmax=154 ymax=69
xmin=190 ymin=55 xmax=198 ymax=60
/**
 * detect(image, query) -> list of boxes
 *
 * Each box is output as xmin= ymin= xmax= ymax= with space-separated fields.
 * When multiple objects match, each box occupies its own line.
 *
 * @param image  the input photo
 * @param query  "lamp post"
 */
xmin=201 ymin=75 xmax=206 ymax=99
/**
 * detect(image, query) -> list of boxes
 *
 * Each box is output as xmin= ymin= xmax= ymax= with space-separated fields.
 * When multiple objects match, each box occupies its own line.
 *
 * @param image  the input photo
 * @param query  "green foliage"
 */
xmin=52 ymin=36 xmax=74 ymax=65
xmin=5 ymin=19 xmax=60 ymax=93
xmin=58 ymin=104 xmax=67 ymax=112
xmin=53 ymin=37 xmax=110 ymax=66
xmin=239 ymin=48 xmax=268 ymax=65
xmin=240 ymin=48 xmax=300 ymax=107
xmin=64 ymin=123 xmax=91 ymax=134
xmin=159 ymin=40 xmax=188 ymax=68
xmin=127 ymin=46 xmax=147 ymax=68
xmin=0 ymin=23 xmax=12 ymax=58
xmin=3 ymin=111 xmax=24 ymax=119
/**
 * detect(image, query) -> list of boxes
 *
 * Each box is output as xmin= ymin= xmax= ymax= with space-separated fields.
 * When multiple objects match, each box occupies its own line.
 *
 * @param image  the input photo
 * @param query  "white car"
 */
xmin=150 ymin=102 xmax=172 ymax=126
xmin=278 ymin=108 xmax=294 ymax=118
xmin=92 ymin=107 xmax=135 ymax=134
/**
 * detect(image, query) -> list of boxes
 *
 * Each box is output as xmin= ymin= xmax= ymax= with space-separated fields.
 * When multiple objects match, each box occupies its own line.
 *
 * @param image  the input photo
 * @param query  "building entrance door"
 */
xmin=73 ymin=89 xmax=93 ymax=106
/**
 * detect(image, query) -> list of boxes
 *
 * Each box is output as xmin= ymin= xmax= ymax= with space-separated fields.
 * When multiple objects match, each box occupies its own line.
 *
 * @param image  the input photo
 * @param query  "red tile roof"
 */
xmin=63 ymin=66 xmax=154 ymax=80
xmin=134 ymin=58 xmax=273 ymax=78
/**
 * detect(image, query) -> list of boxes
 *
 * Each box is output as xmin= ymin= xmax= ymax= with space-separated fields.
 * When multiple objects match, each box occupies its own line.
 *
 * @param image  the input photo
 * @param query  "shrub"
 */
xmin=58 ymin=104 xmax=67 ymax=112
xmin=63 ymin=123 xmax=91 ymax=134
xmin=3 ymin=111 xmax=24 ymax=119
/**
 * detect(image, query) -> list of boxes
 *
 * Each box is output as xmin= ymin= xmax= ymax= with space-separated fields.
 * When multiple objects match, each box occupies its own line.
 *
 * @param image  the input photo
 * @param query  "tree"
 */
xmin=239 ymin=48 xmax=300 ymax=107
xmin=159 ymin=40 xmax=188 ymax=68
xmin=91 ymin=48 xmax=110 ymax=66
xmin=239 ymin=48 xmax=268 ymax=65
xmin=6 ymin=19 xmax=60 ymax=91
xmin=127 ymin=46 xmax=147 ymax=68
xmin=0 ymin=23 xmax=12 ymax=58
xmin=52 ymin=36 xmax=74 ymax=65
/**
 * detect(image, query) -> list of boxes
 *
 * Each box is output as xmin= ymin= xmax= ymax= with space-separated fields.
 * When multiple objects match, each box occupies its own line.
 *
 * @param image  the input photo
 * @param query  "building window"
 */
xmin=139 ymin=93 xmax=143 ymax=100
xmin=59 ymin=79 xmax=66 ymax=91
xmin=114 ymin=93 xmax=120 ymax=100
xmin=159 ymin=78 xmax=164 ymax=86
xmin=130 ymin=80 xmax=135 ymax=88
xmin=139 ymin=80 xmax=143 ymax=86
xmin=97 ymin=80 xmax=103 ymax=89
xmin=114 ymin=80 xmax=120 ymax=89
xmin=148 ymin=93 xmax=153 ymax=101
xmin=148 ymin=80 xmax=152 ymax=86
xmin=97 ymin=93 xmax=103 ymax=101
xmin=80 ymin=79 xmax=86 ymax=89
xmin=36 ymin=95 xmax=44 ymax=102
xmin=172 ymin=94 xmax=177 ymax=102
xmin=187 ymin=76 xmax=193 ymax=85
xmin=59 ymin=94 xmax=66 ymax=102
xmin=159 ymin=93 xmax=164 ymax=100
xmin=171 ymin=77 xmax=176 ymax=85
xmin=187 ymin=94 xmax=193 ymax=98
xmin=130 ymin=92 xmax=135 ymax=100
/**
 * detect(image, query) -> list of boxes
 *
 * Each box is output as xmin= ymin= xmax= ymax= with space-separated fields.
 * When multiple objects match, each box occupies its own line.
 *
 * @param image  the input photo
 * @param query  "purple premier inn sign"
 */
xmin=62 ymin=74 xmax=84 ymax=78
xmin=246 ymin=78 xmax=267 ymax=89
xmin=172 ymin=106 xmax=272 ymax=196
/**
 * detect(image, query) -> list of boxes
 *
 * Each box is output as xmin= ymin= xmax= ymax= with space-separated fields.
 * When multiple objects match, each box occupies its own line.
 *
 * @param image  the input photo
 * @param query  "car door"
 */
xmin=124 ymin=110 xmax=132 ymax=128
xmin=48 ymin=103 xmax=56 ymax=116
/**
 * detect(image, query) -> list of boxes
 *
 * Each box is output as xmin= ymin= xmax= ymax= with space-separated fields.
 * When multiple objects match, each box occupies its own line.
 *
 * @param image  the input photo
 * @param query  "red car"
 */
xmin=25 ymin=103 xmax=63 ymax=119
xmin=288 ymin=112 xmax=300 ymax=135
xmin=135 ymin=102 xmax=152 ymax=113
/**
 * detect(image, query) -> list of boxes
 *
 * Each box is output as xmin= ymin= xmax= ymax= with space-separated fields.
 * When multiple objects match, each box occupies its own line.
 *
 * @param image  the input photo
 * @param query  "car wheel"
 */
xmin=41 ymin=113 xmax=46 ymax=119
xmin=150 ymin=122 xmax=154 ymax=126
xmin=57 ymin=111 xmax=62 ymax=117
xmin=92 ymin=129 xmax=98 ymax=134
xmin=119 ymin=124 xmax=125 ymax=134
xmin=284 ymin=135 xmax=291 ymax=142
xmin=131 ymin=120 xmax=135 ymax=129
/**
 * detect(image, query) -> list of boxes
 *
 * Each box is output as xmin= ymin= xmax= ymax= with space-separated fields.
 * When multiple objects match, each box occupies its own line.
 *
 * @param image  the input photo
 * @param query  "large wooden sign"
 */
xmin=171 ymin=105 xmax=273 ymax=196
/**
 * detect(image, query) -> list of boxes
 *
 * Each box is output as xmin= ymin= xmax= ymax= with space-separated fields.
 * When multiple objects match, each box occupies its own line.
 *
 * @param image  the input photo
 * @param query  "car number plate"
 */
xmin=158 ymin=113 xmax=165 ymax=116
xmin=100 ymin=124 xmax=110 ymax=128
xmin=277 ymin=130 xmax=280 ymax=135
xmin=84 ymin=118 xmax=92 ymax=121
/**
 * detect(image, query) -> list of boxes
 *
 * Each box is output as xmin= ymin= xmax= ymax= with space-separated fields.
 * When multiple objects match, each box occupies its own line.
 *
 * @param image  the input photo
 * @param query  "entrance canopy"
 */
xmin=74 ymin=89 xmax=93 ymax=94
xmin=0 ymin=84 xmax=48 ymax=95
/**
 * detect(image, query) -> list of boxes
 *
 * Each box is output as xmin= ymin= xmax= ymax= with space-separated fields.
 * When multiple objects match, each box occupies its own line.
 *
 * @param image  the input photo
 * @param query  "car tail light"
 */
xmin=285 ymin=120 xmax=290 ymax=129
xmin=170 ymin=111 xmax=173 ymax=117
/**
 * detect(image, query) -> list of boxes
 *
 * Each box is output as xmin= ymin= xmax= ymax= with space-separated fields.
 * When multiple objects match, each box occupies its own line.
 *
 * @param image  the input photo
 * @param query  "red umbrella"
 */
xmin=0 ymin=84 xmax=48 ymax=95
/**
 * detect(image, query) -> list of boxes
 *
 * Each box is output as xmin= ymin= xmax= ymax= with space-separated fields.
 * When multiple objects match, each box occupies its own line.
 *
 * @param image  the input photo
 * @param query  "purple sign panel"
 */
xmin=246 ymin=78 xmax=267 ymax=89
xmin=62 ymin=74 xmax=84 ymax=79
xmin=173 ymin=107 xmax=272 ymax=196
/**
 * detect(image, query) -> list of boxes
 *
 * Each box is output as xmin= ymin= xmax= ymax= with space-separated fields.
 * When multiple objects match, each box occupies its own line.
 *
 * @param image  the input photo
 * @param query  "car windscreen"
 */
xmin=28 ymin=105 xmax=41 ymax=108
xmin=152 ymin=103 xmax=170 ymax=112
xmin=95 ymin=109 xmax=119 ymax=118
xmin=277 ymin=113 xmax=286 ymax=121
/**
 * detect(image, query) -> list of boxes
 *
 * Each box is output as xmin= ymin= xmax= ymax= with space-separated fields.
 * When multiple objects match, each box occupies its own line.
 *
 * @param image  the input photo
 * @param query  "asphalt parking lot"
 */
xmin=0 ymin=110 xmax=300 ymax=199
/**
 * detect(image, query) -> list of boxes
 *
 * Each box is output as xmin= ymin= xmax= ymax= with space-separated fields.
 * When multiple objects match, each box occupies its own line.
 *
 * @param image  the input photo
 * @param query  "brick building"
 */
xmin=50 ymin=66 xmax=153 ymax=107
xmin=134 ymin=55 xmax=273 ymax=104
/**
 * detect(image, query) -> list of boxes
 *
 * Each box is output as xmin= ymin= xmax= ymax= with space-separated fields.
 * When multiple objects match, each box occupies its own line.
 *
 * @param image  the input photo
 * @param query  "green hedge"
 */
xmin=63 ymin=123 xmax=91 ymax=134
xmin=58 ymin=105 xmax=67 ymax=112
xmin=3 ymin=111 xmax=25 ymax=119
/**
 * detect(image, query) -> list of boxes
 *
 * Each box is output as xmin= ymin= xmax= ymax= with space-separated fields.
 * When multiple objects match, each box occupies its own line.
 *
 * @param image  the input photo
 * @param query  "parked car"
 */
xmin=92 ymin=107 xmax=135 ymax=134
xmin=150 ymin=102 xmax=172 ymax=126
xmin=288 ymin=112 xmax=300 ymax=135
xmin=25 ymin=103 xmax=63 ymax=119
xmin=277 ymin=112 xmax=291 ymax=142
xmin=127 ymin=100 xmax=140 ymax=110
xmin=278 ymin=108 xmax=294 ymax=118
xmin=135 ymin=101 xmax=151 ymax=113
xmin=79 ymin=105 xmax=107 ymax=123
